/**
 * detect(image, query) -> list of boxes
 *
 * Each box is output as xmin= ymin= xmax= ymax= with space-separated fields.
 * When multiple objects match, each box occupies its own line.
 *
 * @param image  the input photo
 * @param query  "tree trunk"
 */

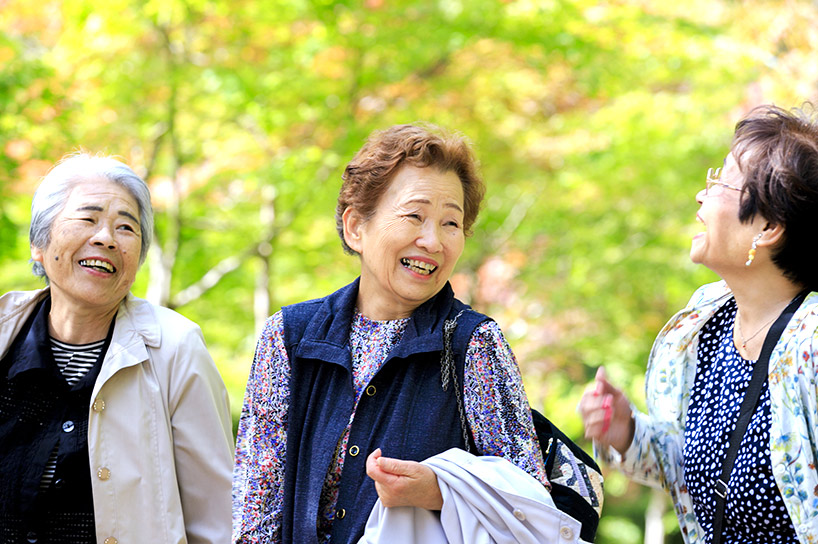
xmin=644 ymin=487 xmax=666 ymax=544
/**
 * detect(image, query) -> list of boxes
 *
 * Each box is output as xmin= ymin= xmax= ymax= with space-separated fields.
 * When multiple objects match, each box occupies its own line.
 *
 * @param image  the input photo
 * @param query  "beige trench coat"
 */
xmin=0 ymin=288 xmax=234 ymax=544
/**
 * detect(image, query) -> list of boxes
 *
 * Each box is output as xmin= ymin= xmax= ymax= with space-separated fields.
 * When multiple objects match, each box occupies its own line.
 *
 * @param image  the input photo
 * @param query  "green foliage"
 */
xmin=1 ymin=1 xmax=816 ymax=541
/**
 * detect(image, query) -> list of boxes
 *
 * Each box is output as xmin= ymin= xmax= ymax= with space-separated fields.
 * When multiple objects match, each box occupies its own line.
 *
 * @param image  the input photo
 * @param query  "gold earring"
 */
xmin=745 ymin=233 xmax=762 ymax=267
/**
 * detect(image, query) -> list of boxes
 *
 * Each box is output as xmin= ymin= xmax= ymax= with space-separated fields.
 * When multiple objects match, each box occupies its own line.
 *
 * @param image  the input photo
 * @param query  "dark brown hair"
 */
xmin=732 ymin=103 xmax=818 ymax=289
xmin=336 ymin=123 xmax=485 ymax=255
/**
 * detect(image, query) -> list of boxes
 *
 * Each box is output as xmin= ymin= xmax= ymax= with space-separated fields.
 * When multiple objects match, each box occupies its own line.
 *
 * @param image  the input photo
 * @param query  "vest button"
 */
xmin=54 ymin=478 xmax=65 ymax=489
xmin=26 ymin=531 xmax=38 ymax=543
xmin=62 ymin=420 xmax=74 ymax=433
xmin=104 ymin=538 xmax=118 ymax=544
xmin=93 ymin=398 xmax=106 ymax=412
xmin=349 ymin=445 xmax=360 ymax=457
xmin=336 ymin=508 xmax=346 ymax=519
xmin=97 ymin=467 xmax=111 ymax=480
xmin=365 ymin=385 xmax=376 ymax=397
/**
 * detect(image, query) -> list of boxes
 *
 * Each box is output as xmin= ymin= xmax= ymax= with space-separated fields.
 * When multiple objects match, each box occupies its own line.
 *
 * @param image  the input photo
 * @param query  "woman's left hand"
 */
xmin=365 ymin=448 xmax=444 ymax=510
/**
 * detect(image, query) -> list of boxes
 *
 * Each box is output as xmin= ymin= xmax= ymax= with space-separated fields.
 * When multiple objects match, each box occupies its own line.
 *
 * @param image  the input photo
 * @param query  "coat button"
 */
xmin=54 ymin=478 xmax=65 ymax=489
xmin=512 ymin=508 xmax=526 ymax=521
xmin=365 ymin=385 xmax=376 ymax=397
xmin=104 ymin=538 xmax=118 ymax=544
xmin=349 ymin=445 xmax=360 ymax=457
xmin=336 ymin=508 xmax=346 ymax=519
xmin=62 ymin=421 xmax=74 ymax=433
xmin=26 ymin=531 xmax=38 ymax=543
xmin=97 ymin=467 xmax=111 ymax=480
xmin=560 ymin=526 xmax=575 ymax=540
xmin=93 ymin=398 xmax=106 ymax=412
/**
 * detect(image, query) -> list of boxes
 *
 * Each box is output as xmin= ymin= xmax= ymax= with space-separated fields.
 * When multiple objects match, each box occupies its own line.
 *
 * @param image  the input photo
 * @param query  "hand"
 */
xmin=578 ymin=367 xmax=635 ymax=455
xmin=365 ymin=448 xmax=444 ymax=510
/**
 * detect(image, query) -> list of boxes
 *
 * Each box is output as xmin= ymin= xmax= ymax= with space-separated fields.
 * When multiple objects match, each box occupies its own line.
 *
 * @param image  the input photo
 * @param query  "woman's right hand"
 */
xmin=578 ymin=366 xmax=635 ymax=455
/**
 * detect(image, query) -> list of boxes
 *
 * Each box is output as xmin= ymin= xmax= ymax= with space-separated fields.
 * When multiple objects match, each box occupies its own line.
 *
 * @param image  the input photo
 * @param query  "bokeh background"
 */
xmin=2 ymin=1 xmax=817 ymax=541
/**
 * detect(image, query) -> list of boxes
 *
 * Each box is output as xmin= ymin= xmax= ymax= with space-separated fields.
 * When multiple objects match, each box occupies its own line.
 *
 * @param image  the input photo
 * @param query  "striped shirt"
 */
xmin=38 ymin=338 xmax=104 ymax=490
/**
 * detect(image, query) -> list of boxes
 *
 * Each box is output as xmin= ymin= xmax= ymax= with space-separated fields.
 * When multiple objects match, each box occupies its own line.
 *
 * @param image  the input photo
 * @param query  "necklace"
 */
xmin=735 ymin=310 xmax=779 ymax=351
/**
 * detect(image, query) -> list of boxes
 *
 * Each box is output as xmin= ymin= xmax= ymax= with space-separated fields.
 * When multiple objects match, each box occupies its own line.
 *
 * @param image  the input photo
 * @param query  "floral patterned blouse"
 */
xmin=598 ymin=281 xmax=818 ymax=544
xmin=232 ymin=310 xmax=547 ymax=544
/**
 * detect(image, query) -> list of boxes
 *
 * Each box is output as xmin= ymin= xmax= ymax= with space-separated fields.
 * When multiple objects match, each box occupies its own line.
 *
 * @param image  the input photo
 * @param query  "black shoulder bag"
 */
xmin=710 ymin=291 xmax=808 ymax=544
xmin=441 ymin=310 xmax=603 ymax=542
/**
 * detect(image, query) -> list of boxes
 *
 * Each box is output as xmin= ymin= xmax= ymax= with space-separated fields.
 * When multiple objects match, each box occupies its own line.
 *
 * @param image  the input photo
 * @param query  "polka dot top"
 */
xmin=684 ymin=298 xmax=797 ymax=543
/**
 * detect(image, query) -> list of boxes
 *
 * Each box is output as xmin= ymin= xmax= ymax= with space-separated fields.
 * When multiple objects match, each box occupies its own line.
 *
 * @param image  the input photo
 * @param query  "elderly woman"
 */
xmin=232 ymin=125 xmax=564 ymax=543
xmin=0 ymin=153 xmax=234 ymax=543
xmin=579 ymin=104 xmax=818 ymax=543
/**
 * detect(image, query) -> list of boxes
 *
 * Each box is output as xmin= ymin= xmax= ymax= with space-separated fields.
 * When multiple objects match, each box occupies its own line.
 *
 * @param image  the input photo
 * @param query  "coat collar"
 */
xmin=292 ymin=278 xmax=458 ymax=371
xmin=1 ymin=288 xmax=162 ymax=387
xmin=5 ymin=294 xmax=53 ymax=379
xmin=90 ymin=294 xmax=160 ymax=398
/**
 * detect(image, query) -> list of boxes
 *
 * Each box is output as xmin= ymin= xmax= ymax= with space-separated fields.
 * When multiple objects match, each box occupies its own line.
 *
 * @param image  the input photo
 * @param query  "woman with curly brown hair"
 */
xmin=232 ymin=124 xmax=559 ymax=543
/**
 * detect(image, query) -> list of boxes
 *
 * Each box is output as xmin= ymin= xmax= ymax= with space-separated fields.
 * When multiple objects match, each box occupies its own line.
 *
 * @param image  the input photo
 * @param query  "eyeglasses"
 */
xmin=705 ymin=167 xmax=742 ymax=195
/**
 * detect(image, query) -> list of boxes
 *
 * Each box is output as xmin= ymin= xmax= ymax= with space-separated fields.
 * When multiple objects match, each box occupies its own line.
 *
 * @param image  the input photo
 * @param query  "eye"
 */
xmin=118 ymin=224 xmax=136 ymax=233
xmin=406 ymin=213 xmax=422 ymax=222
xmin=81 ymin=217 xmax=96 ymax=223
xmin=445 ymin=219 xmax=461 ymax=228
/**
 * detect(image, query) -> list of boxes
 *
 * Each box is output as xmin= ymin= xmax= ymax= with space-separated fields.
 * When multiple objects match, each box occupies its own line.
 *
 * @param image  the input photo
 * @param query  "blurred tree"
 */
xmin=1 ymin=1 xmax=816 ymax=542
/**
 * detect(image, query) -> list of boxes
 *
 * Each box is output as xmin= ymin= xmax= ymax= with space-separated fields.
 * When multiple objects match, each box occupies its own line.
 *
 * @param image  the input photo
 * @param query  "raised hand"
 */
xmin=578 ymin=367 xmax=635 ymax=455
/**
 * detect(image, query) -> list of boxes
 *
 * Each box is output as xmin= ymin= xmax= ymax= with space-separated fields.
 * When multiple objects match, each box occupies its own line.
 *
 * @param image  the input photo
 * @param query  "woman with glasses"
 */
xmin=579 ymin=104 xmax=818 ymax=544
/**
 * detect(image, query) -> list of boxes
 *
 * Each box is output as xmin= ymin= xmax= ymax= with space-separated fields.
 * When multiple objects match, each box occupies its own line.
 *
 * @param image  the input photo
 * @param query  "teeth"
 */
xmin=401 ymin=258 xmax=437 ymax=276
xmin=79 ymin=259 xmax=115 ymax=273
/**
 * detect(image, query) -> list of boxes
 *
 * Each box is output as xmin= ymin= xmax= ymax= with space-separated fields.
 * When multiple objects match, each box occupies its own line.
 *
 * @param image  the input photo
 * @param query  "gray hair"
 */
xmin=30 ymin=152 xmax=154 ymax=278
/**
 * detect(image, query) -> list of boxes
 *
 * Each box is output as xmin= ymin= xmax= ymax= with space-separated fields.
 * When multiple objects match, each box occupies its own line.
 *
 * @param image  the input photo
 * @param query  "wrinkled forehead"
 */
xmin=63 ymin=177 xmax=140 ymax=211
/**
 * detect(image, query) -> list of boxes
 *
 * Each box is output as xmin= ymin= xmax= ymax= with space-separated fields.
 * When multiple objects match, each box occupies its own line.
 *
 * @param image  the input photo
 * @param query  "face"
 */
xmin=691 ymin=152 xmax=764 ymax=274
xmin=344 ymin=164 xmax=466 ymax=320
xmin=31 ymin=178 xmax=143 ymax=315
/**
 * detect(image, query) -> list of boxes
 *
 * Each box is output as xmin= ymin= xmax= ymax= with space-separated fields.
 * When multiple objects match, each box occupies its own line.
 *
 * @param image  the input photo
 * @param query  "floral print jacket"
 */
xmin=599 ymin=281 xmax=818 ymax=544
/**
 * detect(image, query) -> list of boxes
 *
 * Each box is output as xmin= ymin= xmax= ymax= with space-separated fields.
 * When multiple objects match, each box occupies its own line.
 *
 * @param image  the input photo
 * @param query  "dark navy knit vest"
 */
xmin=279 ymin=278 xmax=489 ymax=544
xmin=1 ymin=296 xmax=108 ymax=543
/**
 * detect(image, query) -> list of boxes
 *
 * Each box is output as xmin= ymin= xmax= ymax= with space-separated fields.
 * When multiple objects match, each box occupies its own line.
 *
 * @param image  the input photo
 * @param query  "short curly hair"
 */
xmin=335 ymin=124 xmax=485 ymax=255
xmin=731 ymin=104 xmax=818 ymax=290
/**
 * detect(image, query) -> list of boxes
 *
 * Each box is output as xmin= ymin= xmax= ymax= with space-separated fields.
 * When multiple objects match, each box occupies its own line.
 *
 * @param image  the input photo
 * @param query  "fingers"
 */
xmin=366 ymin=448 xmax=384 ymax=481
xmin=376 ymin=456 xmax=417 ymax=477
xmin=578 ymin=366 xmax=617 ymax=441
xmin=593 ymin=366 xmax=615 ymax=396
xmin=366 ymin=450 xmax=420 ymax=486
xmin=600 ymin=394 xmax=613 ymax=435
xmin=581 ymin=393 xmax=614 ymax=441
xmin=595 ymin=366 xmax=607 ymax=387
xmin=365 ymin=451 xmax=444 ymax=510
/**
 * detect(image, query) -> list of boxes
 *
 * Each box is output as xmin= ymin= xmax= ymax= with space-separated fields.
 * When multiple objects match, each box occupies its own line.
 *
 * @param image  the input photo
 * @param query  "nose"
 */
xmin=416 ymin=222 xmax=443 ymax=254
xmin=90 ymin=223 xmax=117 ymax=250
xmin=695 ymin=187 xmax=706 ymax=205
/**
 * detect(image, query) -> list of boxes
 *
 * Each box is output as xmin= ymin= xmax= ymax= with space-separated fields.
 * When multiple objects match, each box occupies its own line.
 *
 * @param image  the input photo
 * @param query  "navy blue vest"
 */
xmin=279 ymin=278 xmax=489 ymax=544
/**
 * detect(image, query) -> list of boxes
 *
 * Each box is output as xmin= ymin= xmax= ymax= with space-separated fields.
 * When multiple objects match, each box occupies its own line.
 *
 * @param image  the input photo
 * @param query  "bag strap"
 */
xmin=441 ymin=309 xmax=471 ymax=453
xmin=711 ymin=290 xmax=808 ymax=544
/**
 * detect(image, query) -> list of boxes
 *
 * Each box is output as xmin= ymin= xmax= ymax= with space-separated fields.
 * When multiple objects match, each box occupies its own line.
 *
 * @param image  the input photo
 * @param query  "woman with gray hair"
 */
xmin=0 ymin=153 xmax=234 ymax=544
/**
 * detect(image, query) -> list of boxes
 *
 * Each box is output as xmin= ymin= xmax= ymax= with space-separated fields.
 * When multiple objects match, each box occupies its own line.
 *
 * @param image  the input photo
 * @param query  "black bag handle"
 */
xmin=711 ymin=290 xmax=808 ymax=544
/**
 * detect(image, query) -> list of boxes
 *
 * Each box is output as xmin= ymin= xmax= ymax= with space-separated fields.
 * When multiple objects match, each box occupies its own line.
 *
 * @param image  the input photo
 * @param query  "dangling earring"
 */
xmin=745 ymin=233 xmax=762 ymax=266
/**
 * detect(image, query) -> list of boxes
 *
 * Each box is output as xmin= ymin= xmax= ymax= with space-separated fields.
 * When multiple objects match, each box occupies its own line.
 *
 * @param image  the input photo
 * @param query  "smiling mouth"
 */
xmin=401 ymin=258 xmax=437 ymax=276
xmin=79 ymin=259 xmax=116 ymax=274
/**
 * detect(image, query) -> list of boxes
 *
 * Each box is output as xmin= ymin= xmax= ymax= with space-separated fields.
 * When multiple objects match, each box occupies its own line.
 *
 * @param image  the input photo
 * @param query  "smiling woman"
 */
xmin=0 ymin=153 xmax=234 ymax=544
xmin=30 ymin=180 xmax=144 ymax=335
xmin=579 ymin=104 xmax=818 ymax=544
xmin=231 ymin=125 xmax=578 ymax=544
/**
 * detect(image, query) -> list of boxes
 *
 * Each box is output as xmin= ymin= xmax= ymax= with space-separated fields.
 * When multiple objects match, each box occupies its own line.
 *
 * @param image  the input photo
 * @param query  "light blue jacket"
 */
xmin=600 ymin=281 xmax=818 ymax=543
